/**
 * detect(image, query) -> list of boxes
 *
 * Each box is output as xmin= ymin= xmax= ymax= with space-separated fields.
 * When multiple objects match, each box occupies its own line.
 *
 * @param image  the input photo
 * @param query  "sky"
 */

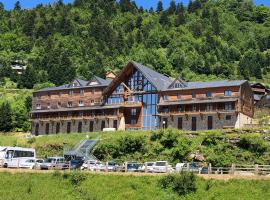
xmin=0 ymin=0 xmax=269 ymax=10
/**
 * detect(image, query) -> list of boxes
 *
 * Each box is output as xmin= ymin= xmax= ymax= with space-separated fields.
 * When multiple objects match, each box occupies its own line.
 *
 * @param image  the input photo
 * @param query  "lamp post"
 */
xmin=162 ymin=120 xmax=166 ymax=130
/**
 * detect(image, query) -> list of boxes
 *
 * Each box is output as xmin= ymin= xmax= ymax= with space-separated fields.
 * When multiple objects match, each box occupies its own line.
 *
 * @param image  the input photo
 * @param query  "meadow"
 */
xmin=0 ymin=128 xmax=270 ymax=167
xmin=0 ymin=172 xmax=270 ymax=200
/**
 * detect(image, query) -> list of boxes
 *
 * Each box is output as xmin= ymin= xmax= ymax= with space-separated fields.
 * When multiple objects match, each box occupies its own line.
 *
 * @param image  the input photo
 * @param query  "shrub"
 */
xmin=159 ymin=171 xmax=197 ymax=196
xmin=118 ymin=135 xmax=146 ymax=154
xmin=238 ymin=136 xmax=268 ymax=155
xmin=160 ymin=129 xmax=179 ymax=148
xmin=70 ymin=172 xmax=86 ymax=186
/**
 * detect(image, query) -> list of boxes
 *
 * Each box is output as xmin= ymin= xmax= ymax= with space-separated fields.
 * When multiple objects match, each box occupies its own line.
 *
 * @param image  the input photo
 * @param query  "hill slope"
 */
xmin=0 ymin=0 xmax=270 ymax=89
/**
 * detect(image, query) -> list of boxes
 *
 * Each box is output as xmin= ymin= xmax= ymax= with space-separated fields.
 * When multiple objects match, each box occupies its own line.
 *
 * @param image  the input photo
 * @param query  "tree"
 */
xmin=156 ymin=1 xmax=163 ymax=13
xmin=159 ymin=11 xmax=169 ymax=26
xmin=0 ymin=102 xmax=13 ymax=132
xmin=14 ymin=1 xmax=21 ymax=11
xmin=119 ymin=0 xmax=132 ymax=12
xmin=22 ymin=12 xmax=36 ymax=37
xmin=211 ymin=8 xmax=221 ymax=35
xmin=18 ymin=66 xmax=38 ymax=89
xmin=175 ymin=3 xmax=186 ymax=26
xmin=168 ymin=1 xmax=177 ymax=15
xmin=136 ymin=16 xmax=143 ymax=29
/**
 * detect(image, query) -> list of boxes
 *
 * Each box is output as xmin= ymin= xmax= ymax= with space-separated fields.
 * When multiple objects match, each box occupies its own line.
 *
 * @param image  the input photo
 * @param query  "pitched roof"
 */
xmin=130 ymin=61 xmax=173 ymax=91
xmin=36 ymin=76 xmax=111 ymax=93
xmin=165 ymin=80 xmax=247 ymax=91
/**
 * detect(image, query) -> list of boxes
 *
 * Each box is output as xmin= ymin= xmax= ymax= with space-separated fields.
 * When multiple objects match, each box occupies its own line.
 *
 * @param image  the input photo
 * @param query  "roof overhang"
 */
xmin=158 ymin=98 xmax=238 ymax=106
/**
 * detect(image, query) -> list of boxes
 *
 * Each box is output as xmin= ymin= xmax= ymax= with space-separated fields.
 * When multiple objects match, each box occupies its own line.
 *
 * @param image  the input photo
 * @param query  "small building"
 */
xmin=31 ymin=61 xmax=254 ymax=135
xmin=11 ymin=60 xmax=27 ymax=75
xmin=251 ymin=83 xmax=269 ymax=105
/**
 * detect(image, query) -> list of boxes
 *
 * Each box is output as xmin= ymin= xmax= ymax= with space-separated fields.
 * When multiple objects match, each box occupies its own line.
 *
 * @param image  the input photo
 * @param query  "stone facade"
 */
xmin=32 ymin=118 xmax=119 ymax=135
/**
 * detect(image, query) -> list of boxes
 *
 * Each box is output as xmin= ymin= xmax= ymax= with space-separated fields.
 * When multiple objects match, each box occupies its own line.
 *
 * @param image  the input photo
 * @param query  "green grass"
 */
xmin=0 ymin=128 xmax=270 ymax=167
xmin=0 ymin=172 xmax=270 ymax=200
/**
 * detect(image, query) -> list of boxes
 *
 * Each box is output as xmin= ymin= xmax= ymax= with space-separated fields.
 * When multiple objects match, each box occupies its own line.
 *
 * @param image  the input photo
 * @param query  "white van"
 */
xmin=0 ymin=147 xmax=7 ymax=167
xmin=2 ymin=147 xmax=36 ymax=168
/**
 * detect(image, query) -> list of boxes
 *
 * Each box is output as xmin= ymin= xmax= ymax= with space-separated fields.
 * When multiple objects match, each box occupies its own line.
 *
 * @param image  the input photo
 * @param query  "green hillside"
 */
xmin=1 ymin=128 xmax=270 ymax=167
xmin=0 ymin=0 xmax=269 ymax=89
xmin=0 ymin=172 xmax=270 ymax=200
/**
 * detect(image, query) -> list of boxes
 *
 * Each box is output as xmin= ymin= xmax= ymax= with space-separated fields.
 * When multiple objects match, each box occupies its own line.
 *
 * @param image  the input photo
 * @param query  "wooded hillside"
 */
xmin=0 ymin=0 xmax=269 ymax=89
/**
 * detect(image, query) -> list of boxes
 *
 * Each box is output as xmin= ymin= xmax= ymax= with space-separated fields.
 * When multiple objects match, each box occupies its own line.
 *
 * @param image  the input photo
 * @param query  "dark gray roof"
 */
xmin=166 ymin=80 xmax=247 ymax=91
xmin=36 ymin=77 xmax=111 ymax=93
xmin=131 ymin=61 xmax=173 ymax=91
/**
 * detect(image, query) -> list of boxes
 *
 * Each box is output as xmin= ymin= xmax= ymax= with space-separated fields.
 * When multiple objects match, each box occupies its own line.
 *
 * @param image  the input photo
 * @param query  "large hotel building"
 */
xmin=31 ymin=61 xmax=254 ymax=135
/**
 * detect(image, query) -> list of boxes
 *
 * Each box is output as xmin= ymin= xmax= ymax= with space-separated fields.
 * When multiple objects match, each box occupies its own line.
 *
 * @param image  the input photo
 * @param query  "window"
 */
xmin=67 ymin=102 xmax=73 ymax=108
xmin=36 ymin=104 xmax=41 ymax=110
xmin=177 ymin=105 xmax=184 ymax=112
xmin=80 ymin=89 xmax=84 ymax=96
xmin=79 ymin=100 xmax=84 ymax=107
xmin=192 ymin=105 xmax=197 ymax=112
xmin=177 ymin=94 xmax=181 ymax=100
xmin=48 ymin=92 xmax=51 ymax=98
xmin=58 ymin=102 xmax=61 ymax=108
xmin=226 ymin=115 xmax=231 ymax=120
xmin=163 ymin=107 xmax=169 ymax=113
xmin=47 ymin=103 xmax=51 ymax=109
xmin=224 ymin=90 xmax=232 ymax=97
xmin=69 ymin=90 xmax=74 ymax=96
xmin=178 ymin=117 xmax=183 ymax=129
xmin=131 ymin=108 xmax=137 ymax=116
xmin=192 ymin=92 xmax=196 ymax=98
xmin=206 ymin=91 xmax=212 ymax=98
xmin=224 ymin=102 xmax=232 ymax=110
xmin=72 ymin=82 xmax=78 ymax=87
xmin=163 ymin=95 xmax=168 ymax=101
xmin=206 ymin=104 xmax=212 ymax=111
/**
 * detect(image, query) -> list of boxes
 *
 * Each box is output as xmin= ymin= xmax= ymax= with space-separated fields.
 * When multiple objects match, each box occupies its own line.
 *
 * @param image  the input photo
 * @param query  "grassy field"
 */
xmin=0 ymin=172 xmax=270 ymax=200
xmin=1 ymin=128 xmax=270 ymax=167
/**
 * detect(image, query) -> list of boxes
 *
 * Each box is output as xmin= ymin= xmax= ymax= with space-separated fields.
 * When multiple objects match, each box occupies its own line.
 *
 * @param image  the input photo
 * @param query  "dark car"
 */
xmin=70 ymin=160 xmax=84 ymax=170
xmin=123 ymin=162 xmax=140 ymax=172
xmin=200 ymin=167 xmax=209 ymax=174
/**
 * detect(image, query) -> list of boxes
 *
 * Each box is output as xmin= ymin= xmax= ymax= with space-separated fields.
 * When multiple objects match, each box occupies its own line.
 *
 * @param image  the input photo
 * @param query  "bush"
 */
xmin=159 ymin=171 xmax=197 ymax=196
xmin=70 ymin=172 xmax=86 ymax=186
xmin=238 ymin=136 xmax=268 ymax=155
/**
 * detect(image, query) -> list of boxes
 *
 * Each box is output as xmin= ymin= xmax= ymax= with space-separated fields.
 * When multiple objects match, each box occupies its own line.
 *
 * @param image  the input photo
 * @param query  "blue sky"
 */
xmin=1 ymin=0 xmax=269 ymax=10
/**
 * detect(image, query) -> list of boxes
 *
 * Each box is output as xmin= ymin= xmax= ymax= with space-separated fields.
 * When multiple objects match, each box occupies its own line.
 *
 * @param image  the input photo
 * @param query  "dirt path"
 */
xmin=1 ymin=168 xmax=270 ymax=180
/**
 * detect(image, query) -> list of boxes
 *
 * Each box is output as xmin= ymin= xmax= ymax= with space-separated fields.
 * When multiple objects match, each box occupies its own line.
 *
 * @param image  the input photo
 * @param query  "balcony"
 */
xmin=158 ymin=108 xmax=236 ymax=116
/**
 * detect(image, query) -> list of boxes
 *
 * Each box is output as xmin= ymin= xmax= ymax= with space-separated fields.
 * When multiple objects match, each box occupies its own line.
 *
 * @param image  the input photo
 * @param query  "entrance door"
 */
xmin=35 ymin=123 xmax=39 ymax=136
xmin=163 ymin=118 xmax=168 ymax=129
xmin=67 ymin=122 xmax=71 ymax=133
xmin=178 ymin=117 xmax=183 ymax=130
xmin=113 ymin=120 xmax=118 ymax=130
xmin=101 ymin=121 xmax=105 ymax=131
xmin=45 ymin=123 xmax=50 ymax=134
xmin=191 ymin=117 xmax=196 ymax=131
xmin=78 ymin=122 xmax=82 ymax=133
xmin=56 ymin=123 xmax=60 ymax=134
xmin=89 ymin=121 xmax=94 ymax=132
xmin=208 ymin=116 xmax=213 ymax=130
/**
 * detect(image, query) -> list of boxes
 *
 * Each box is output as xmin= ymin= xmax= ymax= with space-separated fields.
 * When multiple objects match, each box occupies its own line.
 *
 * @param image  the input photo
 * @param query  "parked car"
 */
xmin=40 ymin=157 xmax=69 ymax=170
xmin=19 ymin=159 xmax=44 ymax=169
xmin=153 ymin=161 xmax=174 ymax=173
xmin=19 ymin=159 xmax=36 ymax=169
xmin=138 ymin=162 xmax=155 ymax=172
xmin=81 ymin=160 xmax=103 ymax=171
xmin=175 ymin=163 xmax=186 ymax=172
xmin=182 ymin=162 xmax=201 ymax=173
xmin=200 ymin=167 xmax=209 ymax=174
xmin=99 ymin=161 xmax=119 ymax=172
xmin=70 ymin=159 xmax=84 ymax=170
xmin=123 ymin=162 xmax=140 ymax=172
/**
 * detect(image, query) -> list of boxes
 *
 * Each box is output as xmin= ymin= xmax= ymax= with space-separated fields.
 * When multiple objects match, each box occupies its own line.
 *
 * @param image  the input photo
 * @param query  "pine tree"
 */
xmin=159 ymin=11 xmax=169 ymax=26
xmin=0 ymin=102 xmax=13 ymax=132
xmin=168 ymin=1 xmax=177 ymax=15
xmin=175 ymin=3 xmax=186 ymax=26
xmin=14 ymin=1 xmax=21 ymax=11
xmin=211 ymin=8 xmax=221 ymax=35
xmin=136 ymin=16 xmax=143 ymax=29
xmin=149 ymin=7 xmax=154 ymax=14
xmin=119 ymin=0 xmax=131 ymax=12
xmin=156 ymin=1 xmax=163 ymax=13
xmin=22 ymin=12 xmax=35 ymax=37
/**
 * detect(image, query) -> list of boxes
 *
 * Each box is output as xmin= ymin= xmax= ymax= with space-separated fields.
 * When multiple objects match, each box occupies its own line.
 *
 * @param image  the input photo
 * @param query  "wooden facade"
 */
xmin=31 ymin=61 xmax=254 ymax=135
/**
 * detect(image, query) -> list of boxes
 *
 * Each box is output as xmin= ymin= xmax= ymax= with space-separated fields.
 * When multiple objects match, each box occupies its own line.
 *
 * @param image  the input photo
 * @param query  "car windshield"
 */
xmin=44 ymin=158 xmax=56 ymax=163
xmin=155 ymin=162 xmax=166 ymax=166
xmin=147 ymin=163 xmax=154 ymax=166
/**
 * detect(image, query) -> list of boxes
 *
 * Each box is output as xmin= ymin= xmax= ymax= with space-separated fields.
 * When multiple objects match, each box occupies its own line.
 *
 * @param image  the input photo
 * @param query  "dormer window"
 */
xmin=79 ymin=100 xmax=84 ymax=107
xmin=206 ymin=92 xmax=212 ymax=98
xmin=224 ymin=90 xmax=232 ymax=97
xmin=72 ymin=82 xmax=78 ymax=87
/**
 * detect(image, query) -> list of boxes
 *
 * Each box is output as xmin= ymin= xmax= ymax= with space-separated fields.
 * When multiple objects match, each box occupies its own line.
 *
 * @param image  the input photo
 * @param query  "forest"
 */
xmin=0 ymin=0 xmax=269 ymax=89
